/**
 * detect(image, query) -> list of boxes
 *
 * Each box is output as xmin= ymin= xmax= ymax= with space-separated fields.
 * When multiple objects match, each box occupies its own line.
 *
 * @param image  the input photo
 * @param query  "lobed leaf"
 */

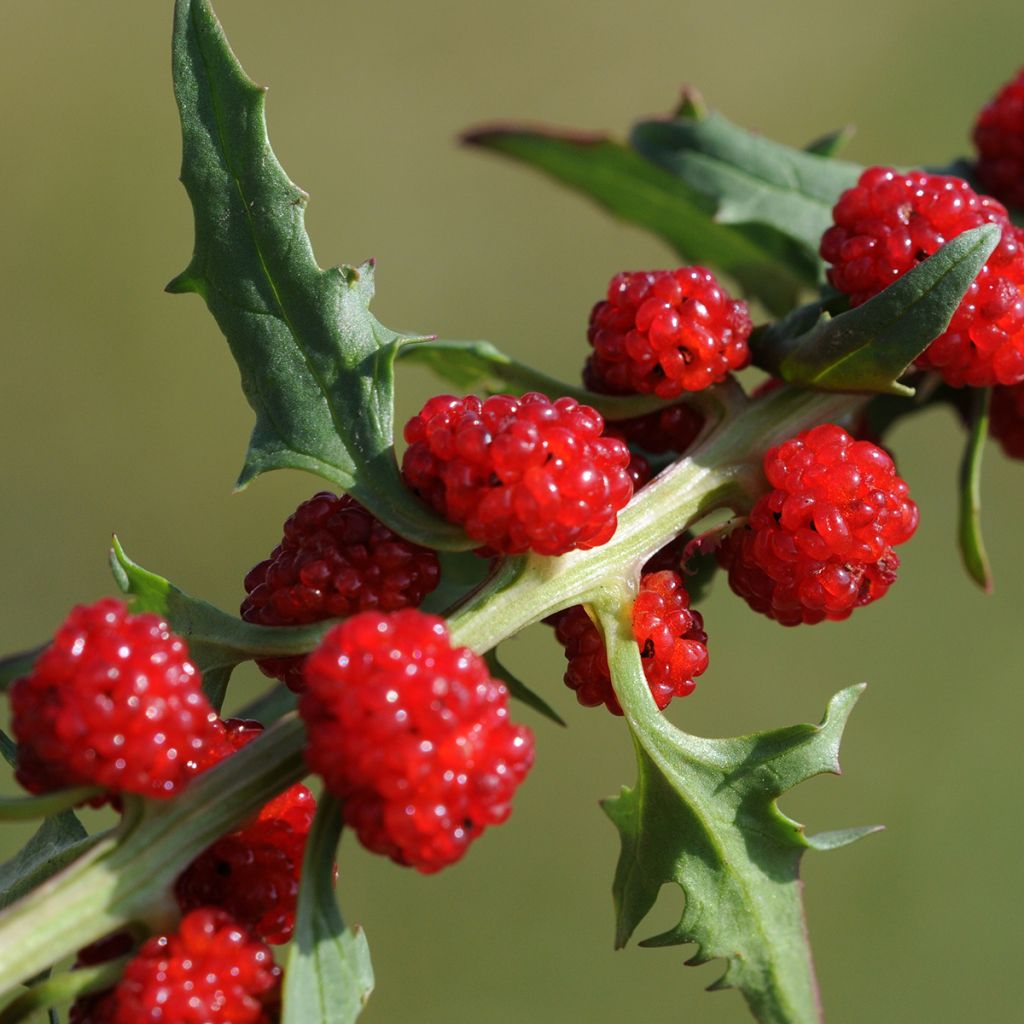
xmin=283 ymin=796 xmax=374 ymax=1023
xmin=597 ymin=605 xmax=876 ymax=1024
xmin=170 ymin=0 xmax=466 ymax=550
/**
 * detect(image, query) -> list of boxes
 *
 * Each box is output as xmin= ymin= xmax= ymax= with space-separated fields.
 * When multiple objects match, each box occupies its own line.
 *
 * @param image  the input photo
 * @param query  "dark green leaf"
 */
xmin=803 ymin=126 xmax=856 ymax=158
xmin=485 ymin=650 xmax=565 ymax=727
xmin=398 ymin=339 xmax=670 ymax=419
xmin=0 ymin=647 xmax=45 ymax=693
xmin=463 ymin=127 xmax=806 ymax=315
xmin=777 ymin=225 xmax=1001 ymax=395
xmin=958 ymin=388 xmax=993 ymax=591
xmin=0 ymin=811 xmax=89 ymax=913
xmin=0 ymin=730 xmax=16 ymax=769
xmin=283 ymin=795 xmax=373 ymax=1024
xmin=235 ymin=684 xmax=298 ymax=726
xmin=630 ymin=113 xmax=861 ymax=280
xmin=598 ymin=606 xmax=873 ymax=1023
xmin=170 ymin=0 xmax=465 ymax=550
xmin=110 ymin=536 xmax=329 ymax=698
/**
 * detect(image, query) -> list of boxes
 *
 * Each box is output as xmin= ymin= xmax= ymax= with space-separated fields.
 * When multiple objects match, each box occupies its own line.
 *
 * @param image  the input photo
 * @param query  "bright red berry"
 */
xmin=974 ymin=68 xmax=1024 ymax=210
xmin=402 ymin=392 xmax=633 ymax=556
xmin=10 ymin=599 xmax=218 ymax=801
xmin=990 ymin=382 xmax=1024 ymax=458
xmin=301 ymin=609 xmax=534 ymax=872
xmin=83 ymin=910 xmax=281 ymax=1024
xmin=821 ymin=166 xmax=1024 ymax=387
xmin=175 ymin=720 xmax=316 ymax=945
xmin=241 ymin=491 xmax=440 ymax=692
xmin=717 ymin=424 xmax=919 ymax=625
xmin=584 ymin=267 xmax=751 ymax=398
xmin=552 ymin=570 xmax=708 ymax=715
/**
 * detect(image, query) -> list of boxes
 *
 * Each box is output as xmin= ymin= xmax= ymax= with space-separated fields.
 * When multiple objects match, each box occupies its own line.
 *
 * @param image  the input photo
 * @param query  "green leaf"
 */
xmin=777 ymin=225 xmax=1001 ymax=396
xmin=630 ymin=112 xmax=862 ymax=281
xmin=0 ymin=958 xmax=129 ymax=1024
xmin=170 ymin=0 xmax=465 ymax=550
xmin=597 ymin=604 xmax=874 ymax=1024
xmin=958 ymin=388 xmax=993 ymax=592
xmin=485 ymin=650 xmax=566 ymax=728
xmin=0 ymin=647 xmax=44 ymax=693
xmin=803 ymin=126 xmax=855 ymax=159
xmin=398 ymin=339 xmax=670 ymax=419
xmin=110 ymin=536 xmax=329 ymax=704
xmin=284 ymin=795 xmax=374 ymax=1023
xmin=0 ymin=810 xmax=89 ymax=914
xmin=463 ymin=127 xmax=806 ymax=315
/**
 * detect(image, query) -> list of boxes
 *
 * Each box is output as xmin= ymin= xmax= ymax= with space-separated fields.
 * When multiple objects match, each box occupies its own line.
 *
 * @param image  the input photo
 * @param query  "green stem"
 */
xmin=0 ymin=716 xmax=307 ymax=999
xmin=0 ymin=788 xmax=102 ymax=821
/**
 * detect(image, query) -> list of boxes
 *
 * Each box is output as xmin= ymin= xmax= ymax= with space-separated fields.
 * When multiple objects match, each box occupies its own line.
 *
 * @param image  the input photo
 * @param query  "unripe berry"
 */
xmin=301 ymin=609 xmax=534 ymax=872
xmin=10 ymin=599 xmax=219 ymax=801
xmin=402 ymin=392 xmax=633 ymax=556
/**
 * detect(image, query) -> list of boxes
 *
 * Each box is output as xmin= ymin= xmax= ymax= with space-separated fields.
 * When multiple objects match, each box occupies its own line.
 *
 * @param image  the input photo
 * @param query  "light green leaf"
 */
xmin=284 ymin=795 xmax=374 ymax=1023
xmin=463 ymin=127 xmax=806 ymax=314
xmin=630 ymin=113 xmax=862 ymax=280
xmin=958 ymin=387 xmax=993 ymax=592
xmin=597 ymin=605 xmax=874 ymax=1024
xmin=776 ymin=225 xmax=1000 ymax=395
xmin=110 ymin=536 xmax=329 ymax=705
xmin=170 ymin=0 xmax=465 ymax=550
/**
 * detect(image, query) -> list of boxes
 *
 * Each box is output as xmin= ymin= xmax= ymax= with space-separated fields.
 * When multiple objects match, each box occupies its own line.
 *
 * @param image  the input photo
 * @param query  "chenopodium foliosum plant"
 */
xmin=0 ymin=1 xmax=1022 ymax=1021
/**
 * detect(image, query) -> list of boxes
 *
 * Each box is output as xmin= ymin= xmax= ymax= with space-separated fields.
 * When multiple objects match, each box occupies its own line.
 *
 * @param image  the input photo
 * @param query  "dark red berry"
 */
xmin=402 ymin=392 xmax=633 ymax=556
xmin=175 ymin=720 xmax=316 ymax=945
xmin=553 ymin=569 xmax=708 ymax=715
xmin=89 ymin=910 xmax=281 ymax=1024
xmin=584 ymin=267 xmax=751 ymax=398
xmin=599 ymin=402 xmax=705 ymax=455
xmin=974 ymin=68 xmax=1024 ymax=210
xmin=990 ymin=382 xmax=1024 ymax=458
xmin=301 ymin=609 xmax=534 ymax=872
xmin=717 ymin=424 xmax=918 ymax=625
xmin=241 ymin=491 xmax=440 ymax=692
xmin=821 ymin=166 xmax=1024 ymax=387
xmin=10 ymin=599 xmax=218 ymax=801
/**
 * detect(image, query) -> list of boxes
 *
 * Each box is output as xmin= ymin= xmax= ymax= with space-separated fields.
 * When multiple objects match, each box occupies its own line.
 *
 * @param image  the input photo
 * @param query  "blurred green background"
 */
xmin=2 ymin=2 xmax=1023 ymax=1021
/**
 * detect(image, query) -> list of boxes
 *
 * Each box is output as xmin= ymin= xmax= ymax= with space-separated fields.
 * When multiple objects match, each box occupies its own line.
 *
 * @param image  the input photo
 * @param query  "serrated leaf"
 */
xmin=597 ymin=606 xmax=874 ymax=1024
xmin=398 ymin=338 xmax=670 ymax=419
xmin=777 ymin=225 xmax=1001 ymax=396
xmin=284 ymin=795 xmax=373 ymax=1024
xmin=958 ymin=387 xmax=993 ymax=591
xmin=630 ymin=113 xmax=862 ymax=282
xmin=110 ymin=536 xmax=329 ymax=705
xmin=463 ymin=127 xmax=806 ymax=315
xmin=170 ymin=0 xmax=465 ymax=550
xmin=485 ymin=650 xmax=565 ymax=727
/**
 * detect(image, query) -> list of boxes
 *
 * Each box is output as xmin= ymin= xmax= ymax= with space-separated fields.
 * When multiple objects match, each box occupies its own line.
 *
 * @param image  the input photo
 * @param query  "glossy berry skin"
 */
xmin=402 ymin=392 xmax=633 ymax=556
xmin=553 ymin=570 xmax=708 ymax=716
xmin=990 ymin=382 xmax=1024 ymax=458
xmin=717 ymin=424 xmax=919 ymax=625
xmin=821 ymin=166 xmax=1024 ymax=387
xmin=585 ymin=267 xmax=751 ymax=398
xmin=10 ymin=599 xmax=218 ymax=801
xmin=175 ymin=720 xmax=316 ymax=945
xmin=600 ymin=402 xmax=705 ymax=455
xmin=241 ymin=491 xmax=440 ymax=692
xmin=301 ymin=609 xmax=534 ymax=872
xmin=83 ymin=910 xmax=281 ymax=1024
xmin=974 ymin=67 xmax=1024 ymax=210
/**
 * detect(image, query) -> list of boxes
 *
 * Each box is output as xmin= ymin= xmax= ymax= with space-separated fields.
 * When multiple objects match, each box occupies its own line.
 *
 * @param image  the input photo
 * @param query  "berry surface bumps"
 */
xmin=974 ymin=67 xmax=1024 ymax=210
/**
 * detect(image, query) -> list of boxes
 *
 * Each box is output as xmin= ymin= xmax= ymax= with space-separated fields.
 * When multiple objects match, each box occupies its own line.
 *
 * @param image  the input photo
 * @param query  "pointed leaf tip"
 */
xmin=806 ymin=824 xmax=884 ymax=851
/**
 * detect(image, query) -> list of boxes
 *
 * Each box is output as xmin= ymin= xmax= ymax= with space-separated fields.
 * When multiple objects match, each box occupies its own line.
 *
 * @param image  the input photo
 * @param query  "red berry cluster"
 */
xmin=301 ymin=609 xmax=534 ymax=872
xmin=585 ymin=267 xmax=752 ymax=398
xmin=974 ymin=67 xmax=1024 ymax=210
xmin=242 ymin=491 xmax=440 ymax=691
xmin=717 ymin=424 xmax=919 ymax=625
xmin=821 ymin=166 xmax=1024 ymax=388
xmin=402 ymin=392 xmax=633 ymax=556
xmin=72 ymin=910 xmax=281 ymax=1024
xmin=175 ymin=719 xmax=316 ymax=945
xmin=10 ymin=599 xmax=219 ymax=802
xmin=553 ymin=568 xmax=708 ymax=715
